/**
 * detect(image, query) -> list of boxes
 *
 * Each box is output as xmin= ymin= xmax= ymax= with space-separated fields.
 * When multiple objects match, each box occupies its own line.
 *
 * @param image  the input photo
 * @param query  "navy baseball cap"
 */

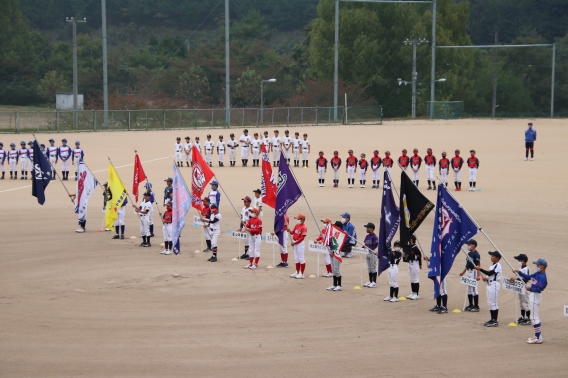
xmin=20 ymin=141 xmax=25 ymax=145
xmin=165 ymin=177 xmax=173 ymax=182
xmin=210 ymin=204 xmax=218 ymax=209
xmin=514 ymin=254 xmax=528 ymax=261
xmin=10 ymin=143 xmax=15 ymax=146
xmin=533 ymin=258 xmax=547 ymax=267
xmin=49 ymin=138 xmax=55 ymax=142
xmin=340 ymin=212 xmax=351 ymax=218
xmin=211 ymin=181 xmax=218 ymax=186
xmin=40 ymin=143 xmax=45 ymax=147
xmin=75 ymin=140 xmax=80 ymax=145
xmin=488 ymin=251 xmax=502 ymax=259
xmin=145 ymin=182 xmax=152 ymax=188
xmin=28 ymin=141 xmax=33 ymax=144
xmin=61 ymin=138 xmax=67 ymax=142
xmin=363 ymin=223 xmax=375 ymax=229
xmin=203 ymin=197 xmax=210 ymax=203
xmin=242 ymin=196 xmax=251 ymax=202
xmin=0 ymin=142 xmax=3 ymax=145
xmin=466 ymin=239 xmax=477 ymax=246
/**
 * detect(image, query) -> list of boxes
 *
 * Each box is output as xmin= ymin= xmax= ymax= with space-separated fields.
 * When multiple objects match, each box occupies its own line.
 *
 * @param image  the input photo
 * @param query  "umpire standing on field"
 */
xmin=525 ymin=122 xmax=537 ymax=161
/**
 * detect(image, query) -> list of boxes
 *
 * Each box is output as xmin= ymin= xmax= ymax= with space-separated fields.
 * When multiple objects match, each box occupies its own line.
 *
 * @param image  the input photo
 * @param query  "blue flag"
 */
xmin=274 ymin=152 xmax=302 ymax=247
xmin=428 ymin=185 xmax=478 ymax=296
xmin=378 ymin=171 xmax=400 ymax=276
xmin=172 ymin=163 xmax=191 ymax=255
xmin=31 ymin=140 xmax=52 ymax=205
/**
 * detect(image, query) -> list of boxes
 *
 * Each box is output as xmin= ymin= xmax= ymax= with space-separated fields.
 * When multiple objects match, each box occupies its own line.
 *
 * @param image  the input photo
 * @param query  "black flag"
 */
xmin=399 ymin=170 xmax=434 ymax=249
xmin=31 ymin=140 xmax=52 ymax=205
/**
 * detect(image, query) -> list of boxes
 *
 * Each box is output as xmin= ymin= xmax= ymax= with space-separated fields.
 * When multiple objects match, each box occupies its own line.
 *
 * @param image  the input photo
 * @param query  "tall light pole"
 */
xmin=101 ymin=0 xmax=109 ymax=127
xmin=225 ymin=0 xmax=230 ymax=125
xmin=66 ymin=16 xmax=87 ymax=128
xmin=404 ymin=38 xmax=428 ymax=118
xmin=260 ymin=78 xmax=276 ymax=123
xmin=333 ymin=0 xmax=339 ymax=121
xmin=430 ymin=0 xmax=437 ymax=118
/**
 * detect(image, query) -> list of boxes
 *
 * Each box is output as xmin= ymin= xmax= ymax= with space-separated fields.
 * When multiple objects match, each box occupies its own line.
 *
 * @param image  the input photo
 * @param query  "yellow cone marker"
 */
xmin=508 ymin=322 xmax=518 ymax=327
xmin=399 ymin=297 xmax=407 ymax=300
xmin=354 ymin=286 xmax=361 ymax=290
xmin=453 ymin=309 xmax=462 ymax=313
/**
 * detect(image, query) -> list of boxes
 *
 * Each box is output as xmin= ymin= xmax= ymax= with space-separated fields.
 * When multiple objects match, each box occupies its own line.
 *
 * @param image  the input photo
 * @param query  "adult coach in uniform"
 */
xmin=524 ymin=122 xmax=537 ymax=161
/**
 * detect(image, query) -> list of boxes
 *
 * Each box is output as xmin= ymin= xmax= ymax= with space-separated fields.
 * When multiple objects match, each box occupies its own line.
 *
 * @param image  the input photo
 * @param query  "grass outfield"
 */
xmin=1 ymin=118 xmax=567 ymax=377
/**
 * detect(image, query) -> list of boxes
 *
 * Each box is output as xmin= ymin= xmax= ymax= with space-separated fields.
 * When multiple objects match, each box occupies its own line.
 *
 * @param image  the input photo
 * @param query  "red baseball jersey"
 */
xmin=439 ymin=157 xmax=449 ymax=169
xmin=451 ymin=156 xmax=464 ymax=169
xmin=398 ymin=155 xmax=409 ymax=167
xmin=410 ymin=155 xmax=422 ymax=166
xmin=246 ymin=217 xmax=263 ymax=235
xmin=346 ymin=156 xmax=358 ymax=167
xmin=291 ymin=223 xmax=307 ymax=242
xmin=467 ymin=156 xmax=480 ymax=168
xmin=383 ymin=157 xmax=393 ymax=167
xmin=359 ymin=159 xmax=368 ymax=170
xmin=424 ymin=154 xmax=436 ymax=166
xmin=371 ymin=156 xmax=382 ymax=168
xmin=331 ymin=156 xmax=341 ymax=168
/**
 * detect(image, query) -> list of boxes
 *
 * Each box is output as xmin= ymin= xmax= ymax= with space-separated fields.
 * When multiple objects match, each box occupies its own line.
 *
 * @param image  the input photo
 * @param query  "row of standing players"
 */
xmin=314 ymin=148 xmax=480 ymax=191
xmin=173 ymin=129 xmax=311 ymax=168
xmin=0 ymin=138 xmax=83 ymax=181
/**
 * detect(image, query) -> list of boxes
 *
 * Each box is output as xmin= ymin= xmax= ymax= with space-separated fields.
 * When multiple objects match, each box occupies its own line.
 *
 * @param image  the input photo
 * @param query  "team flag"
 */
xmin=31 ymin=140 xmax=52 ymax=205
xmin=399 ymin=170 xmax=434 ymax=251
xmin=172 ymin=163 xmax=191 ymax=255
xmin=323 ymin=223 xmax=348 ymax=262
xmin=74 ymin=161 xmax=98 ymax=221
xmin=275 ymin=152 xmax=302 ymax=247
xmin=191 ymin=145 xmax=215 ymax=211
xmin=378 ymin=171 xmax=400 ymax=276
xmin=132 ymin=153 xmax=147 ymax=202
xmin=105 ymin=163 xmax=128 ymax=230
xmin=261 ymin=142 xmax=277 ymax=208
xmin=428 ymin=185 xmax=478 ymax=296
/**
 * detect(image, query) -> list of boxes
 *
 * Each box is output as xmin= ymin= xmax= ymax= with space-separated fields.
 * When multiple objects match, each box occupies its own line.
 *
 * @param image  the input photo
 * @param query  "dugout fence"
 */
xmin=0 ymin=106 xmax=382 ymax=134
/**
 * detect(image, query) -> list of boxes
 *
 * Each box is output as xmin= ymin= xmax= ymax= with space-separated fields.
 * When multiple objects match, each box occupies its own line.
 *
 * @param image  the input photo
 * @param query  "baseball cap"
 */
xmin=210 ymin=204 xmax=218 ymax=209
xmin=176 ymin=137 xmax=181 ymax=140
xmin=514 ymin=254 xmax=528 ymax=261
xmin=253 ymin=189 xmax=261 ymax=194
xmin=145 ymin=182 xmax=152 ymax=188
xmin=61 ymin=138 xmax=67 ymax=142
xmin=409 ymin=234 xmax=417 ymax=241
xmin=319 ymin=150 xmax=324 ymax=154
xmin=294 ymin=213 xmax=306 ymax=220
xmin=373 ymin=150 xmax=379 ymax=154
xmin=333 ymin=151 xmax=338 ymax=154
xmin=348 ymin=149 xmax=353 ymax=153
xmin=466 ymin=239 xmax=477 ymax=246
xmin=143 ymin=192 xmax=151 ymax=197
xmin=393 ymin=240 xmax=401 ymax=246
xmin=533 ymin=258 xmax=547 ymax=267
xmin=207 ymin=134 xmax=211 ymax=138
xmin=40 ymin=143 xmax=45 ymax=147
xmin=49 ymin=138 xmax=55 ymax=142
xmin=203 ymin=197 xmax=210 ymax=203
xmin=249 ymin=208 xmax=259 ymax=214
xmin=185 ymin=136 xmax=190 ymax=139
xmin=528 ymin=122 xmax=533 ymax=126
xmin=28 ymin=141 xmax=33 ymax=144
xmin=20 ymin=141 xmax=25 ymax=144
xmin=488 ymin=251 xmax=502 ymax=259
xmin=165 ymin=177 xmax=173 ymax=182
xmin=10 ymin=143 xmax=15 ymax=146
xmin=340 ymin=212 xmax=351 ymax=218
xmin=242 ymin=196 xmax=252 ymax=202
xmin=103 ymin=182 xmax=108 ymax=186
xmin=363 ymin=222 xmax=376 ymax=229
xmin=321 ymin=217 xmax=332 ymax=223
xmin=210 ymin=180 xmax=218 ymax=186
xmin=75 ymin=140 xmax=80 ymax=145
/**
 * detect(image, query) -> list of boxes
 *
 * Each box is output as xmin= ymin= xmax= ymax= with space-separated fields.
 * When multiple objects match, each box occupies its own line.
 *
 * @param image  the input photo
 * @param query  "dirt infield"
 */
xmin=1 ymin=118 xmax=567 ymax=377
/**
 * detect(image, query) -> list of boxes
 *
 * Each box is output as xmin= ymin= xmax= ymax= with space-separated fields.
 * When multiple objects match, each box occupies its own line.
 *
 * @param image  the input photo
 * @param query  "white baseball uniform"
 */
xmin=208 ymin=212 xmax=222 ymax=249
xmin=408 ymin=261 xmax=420 ymax=284
xmin=292 ymin=137 xmax=301 ymax=160
xmin=239 ymin=134 xmax=251 ymax=159
xmin=271 ymin=135 xmax=281 ymax=161
xmin=217 ymin=140 xmax=226 ymax=163
xmin=47 ymin=145 xmax=58 ymax=171
xmin=138 ymin=200 xmax=151 ymax=236
xmin=251 ymin=138 xmax=262 ymax=160
xmin=8 ymin=149 xmax=18 ymax=172
xmin=0 ymin=149 xmax=5 ymax=173
xmin=72 ymin=148 xmax=84 ymax=175
xmin=518 ymin=266 xmax=530 ymax=312
xmin=204 ymin=140 xmax=214 ymax=165
xmin=485 ymin=262 xmax=502 ymax=311
xmin=301 ymin=139 xmax=310 ymax=160
xmin=227 ymin=139 xmax=238 ymax=163
xmin=18 ymin=148 xmax=29 ymax=171
xmin=253 ymin=197 xmax=263 ymax=218
xmin=282 ymin=135 xmax=292 ymax=159
xmin=174 ymin=142 xmax=183 ymax=164
xmin=193 ymin=142 xmax=201 ymax=155
xmin=184 ymin=141 xmax=192 ymax=164
xmin=241 ymin=206 xmax=251 ymax=249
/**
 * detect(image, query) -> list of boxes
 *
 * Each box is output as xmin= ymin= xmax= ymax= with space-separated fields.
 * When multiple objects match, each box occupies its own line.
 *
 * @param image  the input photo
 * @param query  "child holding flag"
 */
xmin=475 ymin=251 xmax=503 ymax=327
xmin=273 ymin=212 xmax=290 ymax=268
xmin=133 ymin=192 xmax=152 ymax=247
xmin=207 ymin=204 xmax=222 ymax=262
xmin=384 ymin=241 xmax=402 ymax=302
xmin=327 ymin=221 xmax=344 ymax=291
xmin=200 ymin=197 xmax=212 ymax=253
xmin=244 ymin=208 xmax=262 ymax=269
xmin=290 ymin=214 xmax=307 ymax=279
xmin=159 ymin=202 xmax=173 ymax=255
xmin=513 ymin=254 xmax=531 ymax=325
xmin=315 ymin=218 xmax=334 ymax=277
xmin=363 ymin=222 xmax=379 ymax=288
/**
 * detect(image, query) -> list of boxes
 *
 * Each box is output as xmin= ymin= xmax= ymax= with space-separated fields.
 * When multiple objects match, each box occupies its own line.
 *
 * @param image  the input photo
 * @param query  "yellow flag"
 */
xmin=105 ymin=163 xmax=128 ymax=230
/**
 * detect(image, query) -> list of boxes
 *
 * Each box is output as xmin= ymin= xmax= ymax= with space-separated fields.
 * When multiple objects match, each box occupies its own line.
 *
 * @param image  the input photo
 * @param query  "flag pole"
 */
xmin=173 ymin=161 xmax=200 ymax=254
xmin=107 ymin=157 xmax=142 ymax=224
xmin=31 ymin=133 xmax=71 ymax=197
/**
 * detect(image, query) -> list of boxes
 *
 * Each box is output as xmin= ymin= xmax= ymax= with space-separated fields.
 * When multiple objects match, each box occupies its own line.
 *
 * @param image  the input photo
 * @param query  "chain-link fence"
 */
xmin=0 ymin=106 xmax=382 ymax=134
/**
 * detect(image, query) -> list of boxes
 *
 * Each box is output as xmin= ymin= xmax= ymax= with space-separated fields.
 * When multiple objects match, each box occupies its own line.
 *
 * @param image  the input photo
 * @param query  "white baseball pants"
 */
xmin=385 ymin=167 xmax=392 ymax=178
xmin=333 ymin=169 xmax=340 ymax=180
xmin=241 ymin=147 xmax=249 ymax=159
xmin=279 ymin=231 xmax=288 ymax=254
xmin=411 ymin=165 xmax=420 ymax=180
xmin=293 ymin=241 xmax=305 ymax=264
xmin=205 ymin=150 xmax=213 ymax=164
xmin=249 ymin=234 xmax=261 ymax=257
xmin=426 ymin=165 xmax=435 ymax=181
xmin=20 ymin=156 xmax=29 ymax=171
xmin=9 ymin=158 xmax=17 ymax=171
xmin=229 ymin=149 xmax=236 ymax=162
xmin=440 ymin=168 xmax=448 ymax=184
xmin=175 ymin=152 xmax=182 ymax=163
xmin=293 ymin=148 xmax=300 ymax=160
xmin=252 ymin=148 xmax=260 ymax=160
xmin=359 ymin=169 xmax=366 ymax=181
xmin=60 ymin=158 xmax=70 ymax=171
xmin=218 ymin=151 xmax=225 ymax=163
xmin=469 ymin=168 xmax=477 ymax=182
xmin=302 ymin=150 xmax=309 ymax=160
xmin=317 ymin=166 xmax=325 ymax=179
xmin=323 ymin=250 xmax=331 ymax=265
xmin=114 ymin=207 xmax=125 ymax=226
xmin=162 ymin=223 xmax=172 ymax=242
xmin=272 ymin=147 xmax=280 ymax=161
xmin=466 ymin=269 xmax=479 ymax=295
xmin=185 ymin=152 xmax=191 ymax=163
xmin=438 ymin=278 xmax=447 ymax=296
xmin=372 ymin=168 xmax=380 ymax=181
xmin=347 ymin=166 xmax=355 ymax=179
xmin=486 ymin=281 xmax=500 ymax=311
xmin=0 ymin=162 xmax=4 ymax=172
xmin=388 ymin=265 xmax=399 ymax=288
xmin=210 ymin=231 xmax=220 ymax=249
xmin=408 ymin=261 xmax=420 ymax=284
xmin=453 ymin=169 xmax=462 ymax=182
xmin=139 ymin=215 xmax=150 ymax=236
xmin=203 ymin=226 xmax=211 ymax=241
xmin=283 ymin=148 xmax=290 ymax=159
xmin=529 ymin=292 xmax=542 ymax=325
xmin=519 ymin=291 xmax=530 ymax=311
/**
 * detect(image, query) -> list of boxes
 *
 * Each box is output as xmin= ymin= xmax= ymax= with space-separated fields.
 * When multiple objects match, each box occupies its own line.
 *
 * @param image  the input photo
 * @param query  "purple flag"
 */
xmin=378 ymin=171 xmax=400 ymax=276
xmin=274 ymin=152 xmax=302 ymax=247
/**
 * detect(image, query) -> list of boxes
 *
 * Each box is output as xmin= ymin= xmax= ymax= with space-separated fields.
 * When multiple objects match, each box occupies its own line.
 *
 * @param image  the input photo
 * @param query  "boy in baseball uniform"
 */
xmin=424 ymin=148 xmax=436 ymax=190
xmin=282 ymin=130 xmax=292 ymax=164
xmin=18 ymin=141 xmax=29 ymax=180
xmin=327 ymin=220 xmax=344 ymax=291
xmin=459 ymin=239 xmax=481 ymax=312
xmin=404 ymin=234 xmax=422 ymax=300
xmin=424 ymin=254 xmax=449 ymax=314
xmin=208 ymin=181 xmax=221 ymax=209
xmin=438 ymin=152 xmax=449 ymax=187
xmin=262 ymin=131 xmax=271 ymax=153
xmin=159 ymin=202 xmax=173 ymax=255
xmin=239 ymin=129 xmax=251 ymax=167
xmin=193 ymin=136 xmax=201 ymax=155
xmin=315 ymin=217 xmax=334 ymax=277
xmin=200 ymin=197 xmax=212 ymax=252
xmin=252 ymin=189 xmax=263 ymax=218
xmin=217 ymin=135 xmax=226 ymax=167
xmin=47 ymin=138 xmax=58 ymax=179
xmin=39 ymin=143 xmax=47 ymax=158
xmin=8 ymin=143 xmax=18 ymax=179
xmin=358 ymin=153 xmax=368 ymax=188
xmin=250 ymin=133 xmax=262 ymax=167
xmin=513 ymin=258 xmax=548 ymax=344
xmin=345 ymin=150 xmax=357 ymax=188
xmin=384 ymin=241 xmax=402 ymax=302
xmin=271 ymin=130 xmax=281 ymax=167
xmin=133 ymin=192 xmax=152 ymax=247
xmin=316 ymin=151 xmax=327 ymax=187
xmin=239 ymin=196 xmax=253 ymax=259
xmin=0 ymin=142 xmax=5 ymax=179
xmin=363 ymin=222 xmax=379 ymax=288
xmin=475 ymin=251 xmax=503 ymax=327
xmin=227 ymin=133 xmax=239 ymax=167
xmin=290 ymin=213 xmax=307 ymax=279
xmin=58 ymin=138 xmax=72 ymax=180
xmin=27 ymin=141 xmax=35 ymax=178
xmin=206 ymin=204 xmax=222 ymax=262
xmin=512 ymin=254 xmax=531 ymax=325
xmin=524 ymin=122 xmax=537 ymax=161
xmin=292 ymin=132 xmax=301 ymax=167
xmin=370 ymin=150 xmax=382 ymax=189
xmin=183 ymin=137 xmax=192 ymax=167
xmin=274 ymin=213 xmax=290 ymax=268
xmin=144 ymin=182 xmax=156 ymax=237
xmin=382 ymin=151 xmax=393 ymax=179
xmin=244 ymin=207 xmax=262 ymax=269
xmin=410 ymin=148 xmax=422 ymax=187
xmin=72 ymin=141 xmax=84 ymax=181
xmin=451 ymin=149 xmax=464 ymax=191
xmin=467 ymin=149 xmax=480 ymax=191
xmin=204 ymin=134 xmax=214 ymax=167
xmin=398 ymin=149 xmax=409 ymax=172
xmin=301 ymin=133 xmax=310 ymax=168
xmin=330 ymin=151 xmax=341 ymax=188
xmin=174 ymin=137 xmax=183 ymax=167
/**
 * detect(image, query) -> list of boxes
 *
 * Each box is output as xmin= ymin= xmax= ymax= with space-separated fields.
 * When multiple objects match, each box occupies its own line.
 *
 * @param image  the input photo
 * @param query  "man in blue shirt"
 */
xmin=340 ymin=212 xmax=356 ymax=258
xmin=524 ymin=122 xmax=537 ymax=161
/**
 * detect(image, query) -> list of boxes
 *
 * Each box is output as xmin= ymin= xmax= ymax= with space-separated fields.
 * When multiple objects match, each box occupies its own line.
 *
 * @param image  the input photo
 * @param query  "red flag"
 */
xmin=133 ymin=153 xmax=147 ymax=202
xmin=261 ymin=142 xmax=277 ymax=208
xmin=191 ymin=145 xmax=215 ymax=211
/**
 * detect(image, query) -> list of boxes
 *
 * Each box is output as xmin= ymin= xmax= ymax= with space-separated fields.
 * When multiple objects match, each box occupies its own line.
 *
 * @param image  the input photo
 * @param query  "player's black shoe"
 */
xmin=464 ymin=305 xmax=472 ymax=312
xmin=120 ymin=234 xmax=125 ymax=240
xmin=429 ymin=306 xmax=441 ymax=312
xmin=207 ymin=256 xmax=214 ymax=262
xmin=239 ymin=253 xmax=249 ymax=259
xmin=210 ymin=256 xmax=217 ymax=262
xmin=470 ymin=306 xmax=480 ymax=312
xmin=112 ymin=234 xmax=120 ymax=239
xmin=276 ymin=262 xmax=284 ymax=267
xmin=438 ymin=307 xmax=448 ymax=314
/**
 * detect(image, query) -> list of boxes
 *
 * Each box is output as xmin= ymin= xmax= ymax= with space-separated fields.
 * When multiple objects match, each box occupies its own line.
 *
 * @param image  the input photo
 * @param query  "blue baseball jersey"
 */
xmin=18 ymin=148 xmax=29 ymax=159
xmin=517 ymin=270 xmax=547 ymax=293
xmin=72 ymin=148 xmax=84 ymax=162
xmin=0 ymin=149 xmax=5 ymax=164
xmin=525 ymin=128 xmax=537 ymax=142
xmin=58 ymin=145 xmax=71 ymax=159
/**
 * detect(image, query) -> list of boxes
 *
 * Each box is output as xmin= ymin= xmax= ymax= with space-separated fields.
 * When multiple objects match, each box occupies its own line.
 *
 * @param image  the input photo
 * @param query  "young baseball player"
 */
xmin=524 ymin=122 xmax=537 ymax=161
xmin=144 ymin=182 xmax=155 ymax=237
xmin=39 ymin=143 xmax=47 ymax=158
xmin=271 ymin=130 xmax=281 ymax=167
xmin=513 ymin=254 xmax=531 ymax=325
xmin=358 ymin=153 xmax=368 ymax=188
xmin=217 ymin=135 xmax=226 ymax=167
xmin=111 ymin=195 xmax=128 ymax=240
xmin=262 ymin=131 xmax=271 ymax=157
xmin=239 ymin=196 xmax=253 ymax=259
xmin=250 ymin=133 xmax=262 ymax=167
xmin=301 ymin=133 xmax=310 ymax=168
xmin=384 ymin=241 xmax=402 ymax=302
xmin=316 ymin=151 xmax=327 ymax=187
xmin=193 ymin=136 xmax=201 ymax=155
xmin=290 ymin=213 xmax=307 ymax=279
xmin=244 ymin=207 xmax=262 ymax=269
xmin=67 ymin=192 xmax=87 ymax=233
xmin=47 ymin=138 xmax=58 ymax=179
xmin=314 ymin=217 xmax=334 ymax=277
xmin=424 ymin=148 xmax=436 ymax=190
xmin=274 ymin=212 xmax=290 ymax=268
xmin=330 ymin=151 xmax=341 ymax=188
xmin=382 ymin=151 xmax=393 ymax=180
xmin=513 ymin=258 xmax=548 ymax=344
xmin=410 ymin=148 xmax=422 ymax=187
xmin=201 ymin=197 xmax=212 ymax=252
xmin=204 ymin=134 xmax=214 ymax=167
xmin=282 ymin=130 xmax=292 ymax=164
xmin=8 ymin=143 xmax=18 ymax=179
xmin=252 ymin=189 xmax=263 ymax=218
xmin=208 ymin=181 xmax=221 ymax=209
xmin=27 ymin=141 xmax=34 ymax=178
xmin=72 ymin=141 xmax=84 ymax=181
xmin=459 ymin=239 xmax=481 ymax=312
xmin=475 ymin=251 xmax=503 ymax=327
xmin=292 ymin=132 xmax=301 ymax=167
xmin=370 ymin=150 xmax=382 ymax=189
xmin=0 ymin=142 xmax=5 ymax=179
xmin=363 ymin=222 xmax=379 ymax=288
xmin=239 ymin=129 xmax=251 ymax=166
xmin=159 ymin=202 xmax=173 ymax=255
xmin=183 ymin=136 xmax=192 ymax=167
xmin=404 ymin=235 xmax=422 ymax=300
xmin=206 ymin=204 xmax=222 ymax=262
xmin=18 ymin=141 xmax=29 ymax=180
xmin=438 ymin=152 xmax=449 ymax=187
xmin=398 ymin=149 xmax=409 ymax=172
xmin=327 ymin=220 xmax=344 ymax=291
xmin=174 ymin=137 xmax=183 ymax=167
xmin=451 ymin=149 xmax=464 ymax=191
xmin=58 ymin=138 xmax=72 ymax=180
xmin=467 ymin=150 xmax=480 ymax=191
xmin=345 ymin=150 xmax=357 ymax=188
xmin=133 ymin=192 xmax=152 ymax=247
xmin=340 ymin=212 xmax=356 ymax=258
xmin=163 ymin=177 xmax=173 ymax=206
xmin=227 ymin=134 xmax=239 ymax=167
xmin=424 ymin=254 xmax=449 ymax=313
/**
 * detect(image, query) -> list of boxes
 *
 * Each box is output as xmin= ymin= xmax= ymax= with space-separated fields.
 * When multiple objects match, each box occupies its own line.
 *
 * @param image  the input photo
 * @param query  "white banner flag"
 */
xmin=75 ymin=161 xmax=98 ymax=221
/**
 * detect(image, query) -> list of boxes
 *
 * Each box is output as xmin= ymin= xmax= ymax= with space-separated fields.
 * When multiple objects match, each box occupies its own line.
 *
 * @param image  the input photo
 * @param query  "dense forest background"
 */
xmin=1 ymin=0 xmax=567 ymax=117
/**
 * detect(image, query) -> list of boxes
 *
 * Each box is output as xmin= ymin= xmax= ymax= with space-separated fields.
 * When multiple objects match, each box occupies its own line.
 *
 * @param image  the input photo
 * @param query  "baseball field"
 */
xmin=1 ymin=118 xmax=566 ymax=377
